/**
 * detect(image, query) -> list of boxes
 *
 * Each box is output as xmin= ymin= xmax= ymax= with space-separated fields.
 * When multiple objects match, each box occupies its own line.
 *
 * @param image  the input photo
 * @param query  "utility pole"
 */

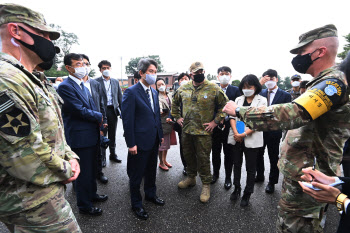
xmin=120 ymin=56 xmax=123 ymax=86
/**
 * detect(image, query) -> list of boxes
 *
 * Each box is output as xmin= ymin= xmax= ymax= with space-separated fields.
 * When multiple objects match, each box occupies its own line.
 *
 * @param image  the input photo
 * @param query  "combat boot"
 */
xmin=200 ymin=184 xmax=210 ymax=203
xmin=178 ymin=177 xmax=196 ymax=189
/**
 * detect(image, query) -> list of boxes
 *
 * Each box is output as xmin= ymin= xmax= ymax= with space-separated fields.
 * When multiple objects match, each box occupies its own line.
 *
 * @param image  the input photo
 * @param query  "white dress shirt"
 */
xmin=83 ymin=76 xmax=92 ymax=95
xmin=268 ymin=86 xmax=279 ymax=105
xmin=69 ymin=75 xmax=83 ymax=89
xmin=103 ymin=78 xmax=113 ymax=106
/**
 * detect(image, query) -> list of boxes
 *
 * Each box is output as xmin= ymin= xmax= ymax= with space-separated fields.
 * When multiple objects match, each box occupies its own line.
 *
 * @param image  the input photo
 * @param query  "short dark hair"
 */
xmin=300 ymin=80 xmax=308 ymax=89
xmin=178 ymin=73 xmax=189 ymax=82
xmin=217 ymin=66 xmax=231 ymax=74
xmin=262 ymin=69 xmax=278 ymax=79
xmin=64 ymin=53 xmax=83 ymax=66
xmin=98 ymin=60 xmax=112 ymax=69
xmin=155 ymin=77 xmax=165 ymax=92
xmin=239 ymin=74 xmax=262 ymax=95
xmin=81 ymin=54 xmax=90 ymax=63
xmin=340 ymin=51 xmax=350 ymax=86
xmin=137 ymin=58 xmax=158 ymax=74
xmin=133 ymin=71 xmax=141 ymax=80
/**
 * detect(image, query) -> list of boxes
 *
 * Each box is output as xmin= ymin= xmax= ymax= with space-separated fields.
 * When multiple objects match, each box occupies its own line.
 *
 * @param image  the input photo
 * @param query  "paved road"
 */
xmin=1 ymin=120 xmax=340 ymax=232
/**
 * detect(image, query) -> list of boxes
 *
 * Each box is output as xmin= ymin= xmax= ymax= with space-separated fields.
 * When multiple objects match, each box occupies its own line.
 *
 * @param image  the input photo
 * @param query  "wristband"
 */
xmin=244 ymin=132 xmax=247 ymax=137
xmin=336 ymin=193 xmax=348 ymax=211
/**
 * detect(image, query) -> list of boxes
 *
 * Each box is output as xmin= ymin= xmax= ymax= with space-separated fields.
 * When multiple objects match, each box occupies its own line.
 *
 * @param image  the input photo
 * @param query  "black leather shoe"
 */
xmin=224 ymin=179 xmax=232 ymax=190
xmin=211 ymin=174 xmax=219 ymax=184
xmin=98 ymin=174 xmax=108 ymax=184
xmin=145 ymin=196 xmax=165 ymax=206
xmin=230 ymin=186 xmax=241 ymax=201
xmin=183 ymin=168 xmax=187 ymax=176
xmin=79 ymin=207 xmax=103 ymax=216
xmin=255 ymin=176 xmax=265 ymax=183
xmin=92 ymin=194 xmax=108 ymax=202
xmin=110 ymin=155 xmax=122 ymax=163
xmin=265 ymin=183 xmax=275 ymax=194
xmin=240 ymin=192 xmax=251 ymax=207
xmin=132 ymin=207 xmax=149 ymax=220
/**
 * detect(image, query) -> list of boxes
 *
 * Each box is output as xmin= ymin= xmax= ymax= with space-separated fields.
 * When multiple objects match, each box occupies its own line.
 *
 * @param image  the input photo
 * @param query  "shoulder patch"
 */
xmin=0 ymin=92 xmax=31 ymax=137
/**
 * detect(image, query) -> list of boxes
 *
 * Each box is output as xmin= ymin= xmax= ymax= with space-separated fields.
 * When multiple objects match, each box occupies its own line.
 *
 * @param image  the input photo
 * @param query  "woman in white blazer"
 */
xmin=227 ymin=74 xmax=267 ymax=207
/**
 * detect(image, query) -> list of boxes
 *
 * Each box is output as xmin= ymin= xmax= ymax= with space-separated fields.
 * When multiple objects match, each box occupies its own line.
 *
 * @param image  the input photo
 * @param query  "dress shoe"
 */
xmin=240 ymin=192 xmax=251 ymax=207
xmin=230 ymin=186 xmax=241 ymax=201
xmin=145 ymin=196 xmax=165 ymax=206
xmin=79 ymin=207 xmax=103 ymax=216
xmin=255 ymin=176 xmax=265 ymax=183
xmin=92 ymin=194 xmax=108 ymax=202
xmin=265 ymin=183 xmax=275 ymax=194
xmin=132 ymin=207 xmax=149 ymax=220
xmin=224 ymin=178 xmax=232 ymax=190
xmin=182 ymin=168 xmax=187 ymax=176
xmin=159 ymin=164 xmax=169 ymax=171
xmin=98 ymin=174 xmax=108 ymax=184
xmin=164 ymin=162 xmax=172 ymax=168
xmin=110 ymin=155 xmax=122 ymax=163
xmin=210 ymin=174 xmax=219 ymax=184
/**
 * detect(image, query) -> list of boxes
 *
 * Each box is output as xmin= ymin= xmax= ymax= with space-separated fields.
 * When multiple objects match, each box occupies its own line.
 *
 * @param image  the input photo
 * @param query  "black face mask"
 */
xmin=38 ymin=60 xmax=54 ymax=70
xmin=193 ymin=73 xmax=205 ymax=83
xmin=17 ymin=26 xmax=56 ymax=62
xmin=291 ymin=49 xmax=320 ymax=74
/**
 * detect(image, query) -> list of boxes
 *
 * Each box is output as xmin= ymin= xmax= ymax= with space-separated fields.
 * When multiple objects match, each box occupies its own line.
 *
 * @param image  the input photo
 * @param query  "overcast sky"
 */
xmin=4 ymin=0 xmax=350 ymax=81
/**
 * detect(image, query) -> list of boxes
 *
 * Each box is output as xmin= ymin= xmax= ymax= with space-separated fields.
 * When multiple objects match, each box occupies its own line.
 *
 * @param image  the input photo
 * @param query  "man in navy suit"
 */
xmin=211 ymin=66 xmax=240 ymax=189
xmin=122 ymin=58 xmax=165 ymax=220
xmin=256 ymin=69 xmax=292 ymax=193
xmin=58 ymin=53 xmax=108 ymax=216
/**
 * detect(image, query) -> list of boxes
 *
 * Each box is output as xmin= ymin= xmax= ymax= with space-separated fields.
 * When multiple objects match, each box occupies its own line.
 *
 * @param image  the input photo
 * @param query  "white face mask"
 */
xmin=242 ymin=89 xmax=255 ymax=97
xmin=265 ymin=80 xmax=276 ymax=89
xmin=158 ymin=85 xmax=166 ymax=92
xmin=71 ymin=66 xmax=86 ymax=79
xmin=55 ymin=81 xmax=61 ymax=85
xmin=102 ymin=70 xmax=110 ymax=77
xmin=219 ymin=75 xmax=230 ymax=85
xmin=85 ymin=67 xmax=91 ymax=77
xmin=180 ymin=80 xmax=189 ymax=86
xmin=292 ymin=81 xmax=300 ymax=87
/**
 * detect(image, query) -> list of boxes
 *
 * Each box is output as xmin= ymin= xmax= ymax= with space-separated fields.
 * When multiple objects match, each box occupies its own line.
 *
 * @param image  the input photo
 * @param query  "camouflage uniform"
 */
xmin=0 ymin=3 xmax=81 ymax=232
xmin=172 ymin=79 xmax=228 ymax=184
xmin=287 ymin=88 xmax=301 ymax=101
xmin=237 ymin=67 xmax=350 ymax=232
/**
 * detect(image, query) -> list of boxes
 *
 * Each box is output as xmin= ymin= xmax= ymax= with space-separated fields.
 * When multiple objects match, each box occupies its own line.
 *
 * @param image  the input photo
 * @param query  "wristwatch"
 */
xmin=235 ymin=107 xmax=241 ymax=118
xmin=336 ymin=193 xmax=348 ymax=211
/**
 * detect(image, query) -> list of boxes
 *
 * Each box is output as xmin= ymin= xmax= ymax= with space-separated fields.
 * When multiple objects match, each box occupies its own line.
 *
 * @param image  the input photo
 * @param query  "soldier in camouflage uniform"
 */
xmin=223 ymin=24 xmax=350 ymax=232
xmin=287 ymin=74 xmax=302 ymax=100
xmin=172 ymin=62 xmax=228 ymax=203
xmin=0 ymin=3 xmax=81 ymax=232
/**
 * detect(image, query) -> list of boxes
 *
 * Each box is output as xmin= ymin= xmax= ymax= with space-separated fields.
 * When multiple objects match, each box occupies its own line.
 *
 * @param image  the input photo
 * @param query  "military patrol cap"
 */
xmin=0 ymin=3 xmax=60 ymax=40
xmin=290 ymin=24 xmax=337 ymax=54
xmin=291 ymin=74 xmax=301 ymax=81
xmin=189 ymin=62 xmax=205 ymax=73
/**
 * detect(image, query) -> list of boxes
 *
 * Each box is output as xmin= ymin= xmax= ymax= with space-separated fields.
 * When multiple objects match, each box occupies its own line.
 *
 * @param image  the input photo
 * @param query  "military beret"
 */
xmin=189 ymin=61 xmax=204 ymax=73
xmin=290 ymin=24 xmax=337 ymax=54
xmin=0 ymin=3 xmax=60 ymax=40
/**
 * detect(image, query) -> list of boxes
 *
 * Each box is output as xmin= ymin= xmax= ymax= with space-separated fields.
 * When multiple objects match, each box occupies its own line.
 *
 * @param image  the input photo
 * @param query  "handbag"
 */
xmin=170 ymin=129 xmax=177 ymax=145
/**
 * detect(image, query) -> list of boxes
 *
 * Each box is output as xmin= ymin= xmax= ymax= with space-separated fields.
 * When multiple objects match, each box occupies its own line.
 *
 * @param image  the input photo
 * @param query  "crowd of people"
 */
xmin=1 ymin=3 xmax=350 ymax=233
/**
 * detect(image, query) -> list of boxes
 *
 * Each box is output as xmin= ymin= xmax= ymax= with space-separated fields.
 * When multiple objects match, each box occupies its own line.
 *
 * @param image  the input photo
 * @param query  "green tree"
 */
xmin=206 ymin=74 xmax=217 ymax=81
xmin=44 ymin=64 xmax=68 ymax=78
xmin=338 ymin=33 xmax=350 ymax=60
xmin=231 ymin=80 xmax=240 ymax=87
xmin=283 ymin=76 xmax=292 ymax=90
xmin=125 ymin=55 xmax=165 ymax=74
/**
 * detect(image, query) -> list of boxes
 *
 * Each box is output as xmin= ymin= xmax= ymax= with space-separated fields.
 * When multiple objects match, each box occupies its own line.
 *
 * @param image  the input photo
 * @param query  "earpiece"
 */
xmin=11 ymin=38 xmax=19 ymax=47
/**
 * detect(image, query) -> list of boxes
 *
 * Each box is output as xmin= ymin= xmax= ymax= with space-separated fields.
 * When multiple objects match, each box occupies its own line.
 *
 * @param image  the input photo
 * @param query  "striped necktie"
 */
xmin=146 ymin=89 xmax=154 ymax=112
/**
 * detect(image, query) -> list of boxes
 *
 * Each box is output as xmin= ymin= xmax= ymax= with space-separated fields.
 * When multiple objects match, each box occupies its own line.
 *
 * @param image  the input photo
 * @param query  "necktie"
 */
xmin=80 ymin=82 xmax=88 ymax=99
xmin=267 ymin=90 xmax=272 ymax=106
xmin=146 ymin=89 xmax=154 ymax=112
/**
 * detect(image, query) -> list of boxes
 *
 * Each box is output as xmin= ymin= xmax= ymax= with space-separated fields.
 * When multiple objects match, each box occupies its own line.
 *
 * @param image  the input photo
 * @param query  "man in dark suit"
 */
xmin=122 ymin=58 xmax=164 ymax=220
xmin=256 ymin=69 xmax=292 ymax=193
xmin=81 ymin=54 xmax=108 ymax=184
xmin=96 ymin=60 xmax=123 ymax=163
xmin=211 ymin=66 xmax=240 ymax=189
xmin=58 ymin=53 xmax=108 ymax=216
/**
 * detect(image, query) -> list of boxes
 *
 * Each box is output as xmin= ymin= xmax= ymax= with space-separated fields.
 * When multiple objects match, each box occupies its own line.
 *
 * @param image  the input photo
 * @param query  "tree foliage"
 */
xmin=277 ymin=76 xmax=292 ymax=91
xmin=338 ymin=33 xmax=350 ymax=60
xmin=206 ymin=74 xmax=217 ymax=81
xmin=125 ymin=55 xmax=165 ymax=74
xmin=231 ymin=80 xmax=240 ymax=87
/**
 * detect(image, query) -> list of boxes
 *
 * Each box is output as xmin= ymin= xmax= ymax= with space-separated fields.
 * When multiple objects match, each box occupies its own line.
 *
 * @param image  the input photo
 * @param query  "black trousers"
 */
xmin=232 ymin=143 xmax=259 ymax=193
xmin=73 ymin=145 xmax=98 ymax=210
xmin=102 ymin=106 xmax=118 ymax=156
xmin=177 ymin=127 xmax=187 ymax=168
xmin=127 ymin=140 xmax=159 ymax=208
xmin=211 ymin=126 xmax=234 ymax=179
xmin=256 ymin=132 xmax=282 ymax=184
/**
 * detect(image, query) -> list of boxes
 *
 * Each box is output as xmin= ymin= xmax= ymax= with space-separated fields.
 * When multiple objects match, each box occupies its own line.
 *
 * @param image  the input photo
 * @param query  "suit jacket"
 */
xmin=338 ymin=177 xmax=350 ymax=233
xmin=225 ymin=84 xmax=241 ymax=102
xmin=121 ymin=82 xmax=163 ymax=151
xmin=89 ymin=79 xmax=107 ymax=125
xmin=159 ymin=93 xmax=172 ymax=135
xmin=58 ymin=77 xmax=102 ymax=148
xmin=228 ymin=94 xmax=267 ymax=148
xmin=260 ymin=87 xmax=292 ymax=137
xmin=96 ymin=76 xmax=123 ymax=116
